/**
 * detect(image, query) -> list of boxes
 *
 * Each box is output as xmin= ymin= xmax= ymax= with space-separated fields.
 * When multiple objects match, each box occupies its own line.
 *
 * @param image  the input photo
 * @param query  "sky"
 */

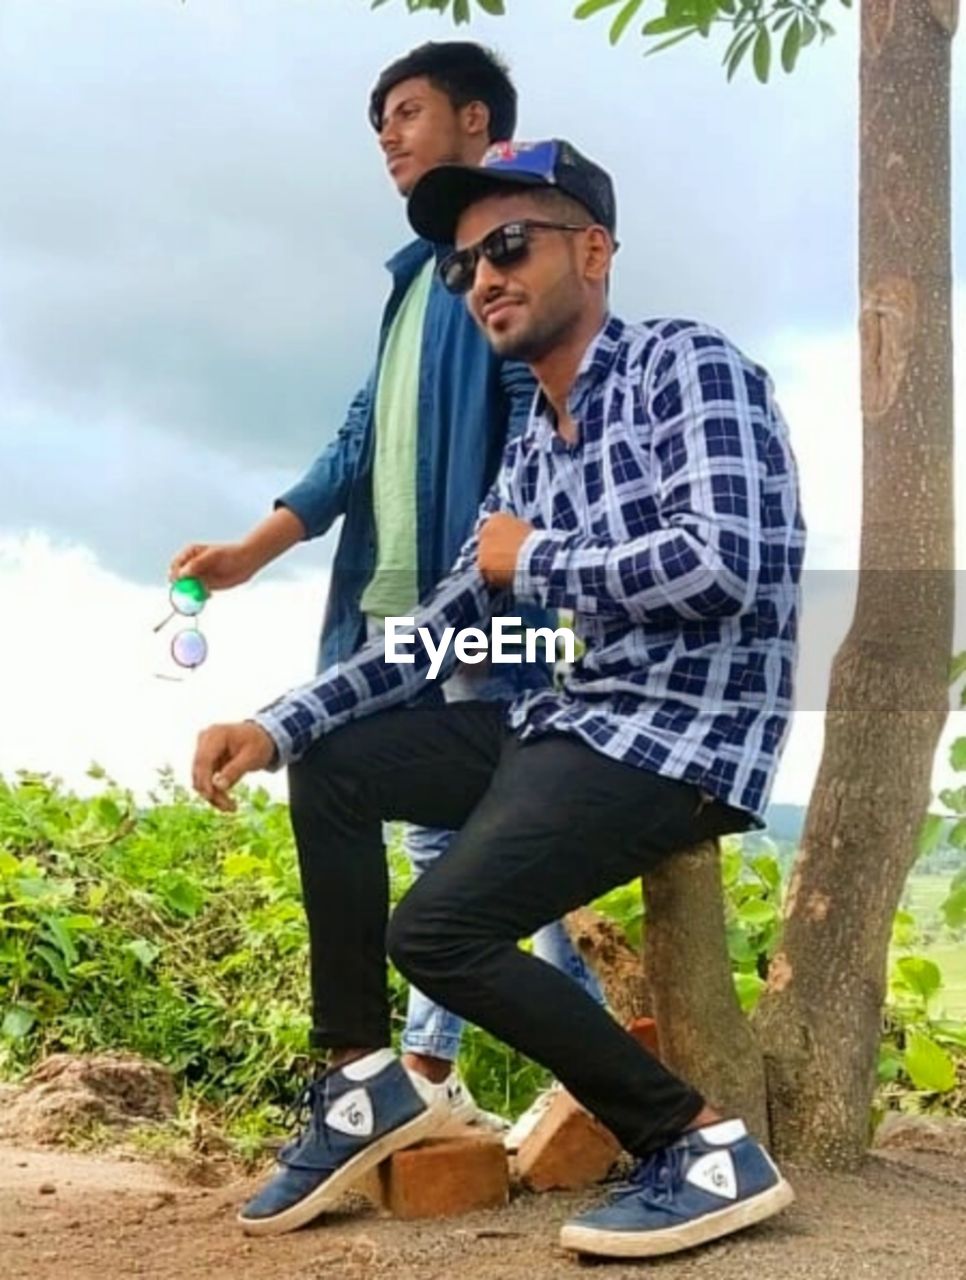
xmin=1 ymin=0 xmax=964 ymax=810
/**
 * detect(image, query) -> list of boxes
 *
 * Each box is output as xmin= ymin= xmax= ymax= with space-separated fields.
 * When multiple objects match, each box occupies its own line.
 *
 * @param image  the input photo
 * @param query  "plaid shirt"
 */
xmin=255 ymin=315 xmax=805 ymax=820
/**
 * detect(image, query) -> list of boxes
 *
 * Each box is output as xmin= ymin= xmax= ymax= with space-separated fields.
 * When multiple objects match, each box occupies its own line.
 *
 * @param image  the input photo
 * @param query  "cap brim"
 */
xmin=407 ymin=165 xmax=549 ymax=245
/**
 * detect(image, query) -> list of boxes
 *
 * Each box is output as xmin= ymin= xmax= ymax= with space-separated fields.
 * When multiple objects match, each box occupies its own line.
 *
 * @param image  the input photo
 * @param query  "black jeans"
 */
xmin=288 ymin=699 xmax=750 ymax=1156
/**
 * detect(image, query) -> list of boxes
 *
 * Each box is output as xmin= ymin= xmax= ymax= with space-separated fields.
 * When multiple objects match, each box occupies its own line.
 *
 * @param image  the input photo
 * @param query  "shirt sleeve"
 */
xmin=252 ymin=471 xmax=518 ymax=768
xmin=274 ymin=372 xmax=374 ymax=539
xmin=513 ymin=330 xmax=765 ymax=623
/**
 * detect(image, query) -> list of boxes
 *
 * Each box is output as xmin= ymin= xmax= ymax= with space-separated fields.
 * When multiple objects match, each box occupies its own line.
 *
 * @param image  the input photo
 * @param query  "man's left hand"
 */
xmin=192 ymin=721 xmax=276 ymax=812
xmin=477 ymin=513 xmax=534 ymax=590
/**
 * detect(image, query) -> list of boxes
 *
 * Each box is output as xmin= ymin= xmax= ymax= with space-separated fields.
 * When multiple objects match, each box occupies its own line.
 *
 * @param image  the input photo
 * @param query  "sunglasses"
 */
xmin=153 ymin=576 xmax=209 ymax=676
xmin=439 ymin=219 xmax=589 ymax=296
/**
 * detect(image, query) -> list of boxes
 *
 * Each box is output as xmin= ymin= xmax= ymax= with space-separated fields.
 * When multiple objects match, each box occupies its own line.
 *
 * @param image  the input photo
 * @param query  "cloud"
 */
xmin=0 ymin=0 xmax=882 ymax=585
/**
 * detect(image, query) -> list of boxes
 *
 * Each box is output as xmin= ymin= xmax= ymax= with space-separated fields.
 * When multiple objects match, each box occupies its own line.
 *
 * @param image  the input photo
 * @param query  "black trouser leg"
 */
xmin=387 ymin=732 xmax=747 ymax=1156
xmin=287 ymin=700 xmax=508 ymax=1051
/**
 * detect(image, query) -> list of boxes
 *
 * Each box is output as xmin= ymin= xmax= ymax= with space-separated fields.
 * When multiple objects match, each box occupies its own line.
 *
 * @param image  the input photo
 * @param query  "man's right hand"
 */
xmin=168 ymin=542 xmax=257 ymax=591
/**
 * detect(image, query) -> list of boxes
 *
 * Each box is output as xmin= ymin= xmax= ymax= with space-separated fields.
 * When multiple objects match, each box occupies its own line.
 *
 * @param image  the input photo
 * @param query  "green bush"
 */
xmin=2 ymin=765 xmax=964 ymax=1146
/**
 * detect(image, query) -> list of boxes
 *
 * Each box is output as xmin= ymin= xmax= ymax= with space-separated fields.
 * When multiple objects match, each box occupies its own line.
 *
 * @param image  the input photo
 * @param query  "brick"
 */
xmin=380 ymin=1129 xmax=509 ymax=1220
xmin=516 ymin=1090 xmax=620 ymax=1192
xmin=627 ymin=1015 xmax=660 ymax=1057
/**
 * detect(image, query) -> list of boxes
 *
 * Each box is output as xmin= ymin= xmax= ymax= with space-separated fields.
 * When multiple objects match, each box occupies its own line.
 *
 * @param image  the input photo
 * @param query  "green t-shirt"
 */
xmin=359 ymin=260 xmax=434 ymax=621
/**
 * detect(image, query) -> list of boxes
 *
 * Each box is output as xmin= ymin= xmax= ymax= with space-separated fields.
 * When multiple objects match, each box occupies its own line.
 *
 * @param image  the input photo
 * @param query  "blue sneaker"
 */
xmin=239 ymin=1049 xmax=447 ymax=1236
xmin=560 ymin=1120 xmax=794 ymax=1258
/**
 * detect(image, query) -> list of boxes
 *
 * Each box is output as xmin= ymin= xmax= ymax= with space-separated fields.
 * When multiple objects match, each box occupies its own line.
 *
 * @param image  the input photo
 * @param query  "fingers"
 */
xmin=192 ymin=725 xmax=237 ymax=812
xmin=169 ymin=544 xmax=205 ymax=582
xmin=192 ymin=724 xmax=275 ymax=812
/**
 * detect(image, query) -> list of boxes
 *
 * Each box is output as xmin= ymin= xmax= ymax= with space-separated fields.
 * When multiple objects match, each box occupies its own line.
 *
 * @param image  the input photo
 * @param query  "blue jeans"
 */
xmin=399 ymin=666 xmax=606 ymax=1062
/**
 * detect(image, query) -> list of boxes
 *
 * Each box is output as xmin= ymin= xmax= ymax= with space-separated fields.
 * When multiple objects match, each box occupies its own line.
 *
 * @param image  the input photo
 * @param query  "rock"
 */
xmin=874 ymin=1113 xmax=966 ymax=1157
xmin=0 ymin=1052 xmax=176 ymax=1144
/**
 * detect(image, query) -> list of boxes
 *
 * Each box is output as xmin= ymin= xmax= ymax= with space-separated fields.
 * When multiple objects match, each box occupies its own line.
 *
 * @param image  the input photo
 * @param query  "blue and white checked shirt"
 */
xmin=254 ymin=315 xmax=805 ymax=821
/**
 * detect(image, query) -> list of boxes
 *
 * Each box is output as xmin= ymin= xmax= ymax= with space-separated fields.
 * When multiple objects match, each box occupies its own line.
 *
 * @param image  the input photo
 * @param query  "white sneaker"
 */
xmin=417 ymin=1068 xmax=509 ymax=1136
xmin=504 ymin=1082 xmax=562 ymax=1153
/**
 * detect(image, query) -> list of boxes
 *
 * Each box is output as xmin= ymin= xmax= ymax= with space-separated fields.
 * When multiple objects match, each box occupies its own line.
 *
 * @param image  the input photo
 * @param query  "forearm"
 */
xmin=239 ymin=507 xmax=307 ymax=575
xmin=253 ymin=563 xmax=494 ymax=768
xmin=515 ymin=522 xmax=757 ymax=623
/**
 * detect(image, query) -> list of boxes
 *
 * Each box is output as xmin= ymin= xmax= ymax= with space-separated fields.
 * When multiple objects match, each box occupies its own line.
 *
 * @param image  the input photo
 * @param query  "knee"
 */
xmin=386 ymin=893 xmax=432 ymax=984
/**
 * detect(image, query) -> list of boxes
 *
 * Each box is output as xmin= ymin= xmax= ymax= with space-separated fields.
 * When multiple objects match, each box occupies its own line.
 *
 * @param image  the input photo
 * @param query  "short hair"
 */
xmin=369 ymin=41 xmax=517 ymax=142
xmin=511 ymin=188 xmax=596 ymax=227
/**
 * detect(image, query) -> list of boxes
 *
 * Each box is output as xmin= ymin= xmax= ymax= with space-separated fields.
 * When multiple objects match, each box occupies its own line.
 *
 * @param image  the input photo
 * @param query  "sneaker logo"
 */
xmin=685 ymin=1152 xmax=738 ymax=1201
xmin=325 ymin=1087 xmax=374 ymax=1138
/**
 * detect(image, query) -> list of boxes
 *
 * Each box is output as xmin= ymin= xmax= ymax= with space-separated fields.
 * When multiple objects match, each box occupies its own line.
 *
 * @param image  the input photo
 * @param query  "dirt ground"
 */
xmin=3 ymin=1140 xmax=966 ymax=1280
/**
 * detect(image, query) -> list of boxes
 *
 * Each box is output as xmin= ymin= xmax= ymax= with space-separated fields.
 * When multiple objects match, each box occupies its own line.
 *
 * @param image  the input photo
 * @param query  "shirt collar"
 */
xmin=526 ymin=313 xmax=627 ymax=453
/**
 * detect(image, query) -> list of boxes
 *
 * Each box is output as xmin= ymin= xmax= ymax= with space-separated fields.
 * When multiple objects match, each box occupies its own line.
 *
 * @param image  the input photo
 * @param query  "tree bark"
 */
xmin=755 ymin=0 xmax=956 ymax=1168
xmin=642 ymin=842 xmax=770 ymax=1143
xmin=563 ymin=905 xmax=653 ymax=1024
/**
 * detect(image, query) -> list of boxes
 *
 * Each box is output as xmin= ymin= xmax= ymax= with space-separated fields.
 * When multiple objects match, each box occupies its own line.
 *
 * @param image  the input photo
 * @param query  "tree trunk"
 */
xmin=642 ymin=842 xmax=770 ymax=1143
xmin=755 ymin=0 xmax=956 ymax=1168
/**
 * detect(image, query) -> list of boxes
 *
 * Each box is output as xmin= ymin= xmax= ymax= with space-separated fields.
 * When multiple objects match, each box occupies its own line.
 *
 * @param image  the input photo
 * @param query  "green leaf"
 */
xmin=96 ymin=796 xmax=121 ymax=827
xmin=891 ymin=909 xmax=918 ymax=948
xmin=610 ymin=0 xmax=645 ymax=44
xmin=159 ymin=874 xmax=205 ymax=919
xmin=952 ymin=738 xmax=966 ymax=772
xmin=780 ymin=16 xmax=801 ymax=73
xmin=42 ymin=914 xmax=79 ymax=967
xmin=474 ymin=0 xmax=505 ymax=13
xmin=643 ymin=14 xmax=693 ymax=35
xmin=721 ymin=847 xmax=743 ymax=888
xmin=941 ymin=885 xmax=966 ymax=929
xmin=724 ymin=26 xmax=757 ymax=81
xmin=1 ymin=1006 xmax=36 ymax=1039
xmin=737 ymin=898 xmax=778 ymax=929
xmin=125 ymin=938 xmax=161 ymax=968
xmin=938 ymin=787 xmax=966 ymax=815
xmin=574 ymin=0 xmax=623 ymax=17
xmin=904 ymin=1031 xmax=957 ymax=1093
xmin=453 ymin=0 xmax=471 ymax=22
xmin=733 ymin=971 xmax=766 ymax=1013
xmin=750 ymin=854 xmax=781 ymax=892
xmin=753 ymin=25 xmax=771 ymax=83
xmin=918 ymin=812 xmax=947 ymax=857
xmin=0 ymin=849 xmax=21 ymax=877
xmin=949 ymin=818 xmax=966 ymax=850
xmin=877 ymin=1043 xmax=903 ymax=1084
xmin=644 ymin=26 xmax=700 ymax=55
xmin=948 ymin=651 xmax=966 ymax=686
xmin=895 ymin=955 xmax=942 ymax=1002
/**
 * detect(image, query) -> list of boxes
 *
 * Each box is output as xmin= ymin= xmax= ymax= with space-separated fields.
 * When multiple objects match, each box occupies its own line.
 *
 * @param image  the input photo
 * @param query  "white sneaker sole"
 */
xmin=559 ymin=1177 xmax=795 ymax=1258
xmin=238 ymin=1097 xmax=449 ymax=1237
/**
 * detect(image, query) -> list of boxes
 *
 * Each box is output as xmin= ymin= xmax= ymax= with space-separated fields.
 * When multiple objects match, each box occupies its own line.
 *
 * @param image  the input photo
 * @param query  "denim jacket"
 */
xmin=276 ymin=239 xmax=548 ymax=690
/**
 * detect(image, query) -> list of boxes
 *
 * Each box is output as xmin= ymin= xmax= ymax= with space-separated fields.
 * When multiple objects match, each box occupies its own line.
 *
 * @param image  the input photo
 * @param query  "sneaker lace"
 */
xmin=610 ymin=1145 xmax=687 ymax=1208
xmin=278 ymin=1071 xmax=334 ymax=1167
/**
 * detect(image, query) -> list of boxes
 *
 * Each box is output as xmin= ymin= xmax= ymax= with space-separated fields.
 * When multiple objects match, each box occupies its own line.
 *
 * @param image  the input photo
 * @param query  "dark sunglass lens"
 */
xmin=485 ymin=224 xmax=529 ymax=269
xmin=441 ymin=250 xmax=475 ymax=295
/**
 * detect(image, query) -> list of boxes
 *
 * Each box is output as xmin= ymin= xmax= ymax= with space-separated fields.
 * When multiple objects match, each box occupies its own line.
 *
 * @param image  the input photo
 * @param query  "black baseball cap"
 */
xmin=407 ymin=138 xmax=618 ymax=245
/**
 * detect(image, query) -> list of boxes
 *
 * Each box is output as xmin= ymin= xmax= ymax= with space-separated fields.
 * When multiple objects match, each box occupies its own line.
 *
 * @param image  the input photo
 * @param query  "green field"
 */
xmin=898 ymin=873 xmax=966 ymax=1018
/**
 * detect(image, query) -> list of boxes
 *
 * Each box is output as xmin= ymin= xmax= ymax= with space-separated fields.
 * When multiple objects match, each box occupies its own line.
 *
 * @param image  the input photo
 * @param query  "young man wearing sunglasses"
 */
xmin=169 ymin=43 xmax=603 ymax=1137
xmin=190 ymin=139 xmax=804 ymax=1258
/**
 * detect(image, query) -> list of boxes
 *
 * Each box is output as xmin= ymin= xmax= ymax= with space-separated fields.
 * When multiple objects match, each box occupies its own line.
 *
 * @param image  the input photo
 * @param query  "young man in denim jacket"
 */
xmin=170 ymin=43 xmax=600 ymax=1131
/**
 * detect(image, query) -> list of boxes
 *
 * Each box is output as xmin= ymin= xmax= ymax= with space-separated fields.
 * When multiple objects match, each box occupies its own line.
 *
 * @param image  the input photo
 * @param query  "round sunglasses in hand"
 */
xmin=154 ymin=576 xmax=210 ymax=672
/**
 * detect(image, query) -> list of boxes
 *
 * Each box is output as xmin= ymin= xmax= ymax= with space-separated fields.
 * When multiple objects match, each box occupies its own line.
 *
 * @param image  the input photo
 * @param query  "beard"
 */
xmin=486 ymin=284 xmax=584 ymax=363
